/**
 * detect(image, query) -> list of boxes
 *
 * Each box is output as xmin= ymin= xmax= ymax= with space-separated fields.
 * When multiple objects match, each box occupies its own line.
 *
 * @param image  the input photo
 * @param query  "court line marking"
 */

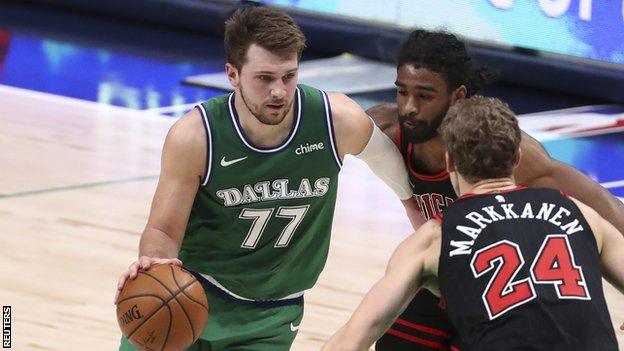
xmin=532 ymin=127 xmax=624 ymax=141
xmin=0 ymin=175 xmax=158 ymax=200
xmin=3 ymin=85 xmax=622 ymax=199
xmin=143 ymin=103 xmax=197 ymax=114
xmin=0 ymin=84 xmax=171 ymax=121
xmin=601 ymin=180 xmax=624 ymax=189
xmin=521 ymin=104 xmax=620 ymax=117
xmin=3 ymin=176 xmax=620 ymax=200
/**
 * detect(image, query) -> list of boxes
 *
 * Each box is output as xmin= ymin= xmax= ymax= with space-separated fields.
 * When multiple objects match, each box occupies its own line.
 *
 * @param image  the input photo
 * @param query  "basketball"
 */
xmin=116 ymin=264 xmax=209 ymax=351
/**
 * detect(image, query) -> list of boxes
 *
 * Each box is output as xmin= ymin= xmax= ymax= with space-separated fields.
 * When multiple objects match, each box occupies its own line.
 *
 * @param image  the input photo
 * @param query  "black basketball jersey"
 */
xmin=437 ymin=187 xmax=618 ymax=351
xmin=398 ymin=128 xmax=456 ymax=220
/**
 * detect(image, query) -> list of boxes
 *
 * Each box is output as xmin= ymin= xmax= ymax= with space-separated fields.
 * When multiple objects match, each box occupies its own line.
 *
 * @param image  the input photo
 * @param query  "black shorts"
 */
xmin=375 ymin=289 xmax=464 ymax=351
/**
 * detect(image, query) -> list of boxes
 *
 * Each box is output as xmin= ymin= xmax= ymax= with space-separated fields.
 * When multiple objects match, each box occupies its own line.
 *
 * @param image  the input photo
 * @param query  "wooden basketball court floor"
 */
xmin=0 ymin=84 xmax=622 ymax=350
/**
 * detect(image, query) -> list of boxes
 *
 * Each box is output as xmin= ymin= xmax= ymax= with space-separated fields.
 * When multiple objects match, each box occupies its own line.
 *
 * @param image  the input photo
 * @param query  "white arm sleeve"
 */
xmin=355 ymin=121 xmax=413 ymax=200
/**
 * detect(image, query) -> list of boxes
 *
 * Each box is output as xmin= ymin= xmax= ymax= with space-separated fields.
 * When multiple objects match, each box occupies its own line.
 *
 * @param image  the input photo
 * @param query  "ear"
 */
xmin=450 ymin=85 xmax=467 ymax=105
xmin=445 ymin=151 xmax=456 ymax=173
xmin=225 ymin=63 xmax=239 ymax=88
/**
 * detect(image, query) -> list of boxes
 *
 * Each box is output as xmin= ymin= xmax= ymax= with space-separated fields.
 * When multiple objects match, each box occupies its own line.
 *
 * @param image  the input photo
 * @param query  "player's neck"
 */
xmin=459 ymin=177 xmax=517 ymax=196
xmin=234 ymin=94 xmax=295 ymax=148
xmin=410 ymin=136 xmax=446 ymax=174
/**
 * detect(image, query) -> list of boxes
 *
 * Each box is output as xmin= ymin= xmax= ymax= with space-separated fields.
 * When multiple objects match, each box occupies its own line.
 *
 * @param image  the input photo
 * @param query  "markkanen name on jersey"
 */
xmin=216 ymin=177 xmax=331 ymax=207
xmin=449 ymin=202 xmax=584 ymax=257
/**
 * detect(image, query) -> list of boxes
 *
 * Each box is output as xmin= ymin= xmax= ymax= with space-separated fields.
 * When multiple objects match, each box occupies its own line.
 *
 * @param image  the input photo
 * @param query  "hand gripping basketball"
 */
xmin=116 ymin=257 xmax=183 ymax=297
xmin=115 ymin=264 xmax=209 ymax=351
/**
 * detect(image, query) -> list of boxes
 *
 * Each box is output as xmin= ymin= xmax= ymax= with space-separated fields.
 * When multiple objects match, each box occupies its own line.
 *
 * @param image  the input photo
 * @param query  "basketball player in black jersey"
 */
xmin=369 ymin=29 xmax=624 ymax=350
xmin=323 ymin=96 xmax=624 ymax=351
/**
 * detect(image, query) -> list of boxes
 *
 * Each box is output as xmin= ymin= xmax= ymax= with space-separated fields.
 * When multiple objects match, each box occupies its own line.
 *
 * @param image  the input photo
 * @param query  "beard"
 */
xmin=240 ymin=85 xmax=293 ymax=126
xmin=399 ymin=105 xmax=449 ymax=143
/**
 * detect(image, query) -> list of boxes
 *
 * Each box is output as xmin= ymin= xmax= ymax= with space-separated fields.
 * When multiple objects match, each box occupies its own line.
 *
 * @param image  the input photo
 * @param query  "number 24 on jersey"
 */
xmin=471 ymin=234 xmax=590 ymax=320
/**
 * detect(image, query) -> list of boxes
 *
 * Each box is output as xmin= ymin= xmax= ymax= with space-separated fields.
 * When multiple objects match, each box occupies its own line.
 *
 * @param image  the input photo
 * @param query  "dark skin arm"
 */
xmin=515 ymin=132 xmax=624 ymax=236
xmin=366 ymin=103 xmax=400 ymax=144
xmin=367 ymin=104 xmax=624 ymax=237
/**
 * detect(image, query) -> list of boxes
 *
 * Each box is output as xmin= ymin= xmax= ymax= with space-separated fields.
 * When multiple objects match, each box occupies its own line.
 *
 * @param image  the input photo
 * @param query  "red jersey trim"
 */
xmin=433 ymin=213 xmax=444 ymax=223
xmin=386 ymin=328 xmax=449 ymax=350
xmin=407 ymin=143 xmax=450 ymax=181
xmin=394 ymin=318 xmax=450 ymax=338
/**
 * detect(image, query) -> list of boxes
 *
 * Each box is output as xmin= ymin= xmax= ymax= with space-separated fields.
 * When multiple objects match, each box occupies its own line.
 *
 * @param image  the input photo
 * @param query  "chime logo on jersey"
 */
xmin=216 ymin=177 xmax=331 ymax=206
xmin=295 ymin=142 xmax=324 ymax=155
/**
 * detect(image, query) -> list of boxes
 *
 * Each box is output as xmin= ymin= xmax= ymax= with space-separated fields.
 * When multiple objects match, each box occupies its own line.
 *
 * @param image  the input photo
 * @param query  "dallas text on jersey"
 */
xmin=216 ymin=177 xmax=331 ymax=207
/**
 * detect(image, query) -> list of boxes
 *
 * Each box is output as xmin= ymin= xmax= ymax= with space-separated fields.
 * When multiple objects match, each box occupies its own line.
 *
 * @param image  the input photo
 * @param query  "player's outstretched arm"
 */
xmin=322 ymin=220 xmax=441 ymax=351
xmin=328 ymin=93 xmax=425 ymax=229
xmin=516 ymin=132 xmax=624 ymax=237
xmin=116 ymin=108 xmax=206 ymax=299
xmin=596 ymin=216 xmax=624 ymax=296
xmin=572 ymin=197 xmax=624 ymax=294
xmin=571 ymin=197 xmax=624 ymax=330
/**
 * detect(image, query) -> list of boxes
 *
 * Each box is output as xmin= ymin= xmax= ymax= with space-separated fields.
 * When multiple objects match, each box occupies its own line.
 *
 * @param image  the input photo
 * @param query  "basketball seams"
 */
xmin=126 ymin=300 xmax=171 ymax=343
xmin=180 ymin=282 xmax=209 ymax=312
xmin=162 ymin=294 xmax=173 ymax=351
xmin=117 ymin=293 xmax=167 ymax=339
xmin=168 ymin=265 xmax=197 ymax=343
xmin=176 ymin=267 xmax=209 ymax=311
xmin=117 ymin=293 xmax=165 ymax=306
xmin=119 ymin=266 xmax=207 ymax=350
xmin=142 ymin=268 xmax=199 ymax=305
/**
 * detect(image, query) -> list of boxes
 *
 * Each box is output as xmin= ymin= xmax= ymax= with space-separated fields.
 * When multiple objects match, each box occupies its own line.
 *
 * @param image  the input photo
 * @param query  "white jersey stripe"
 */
xmin=196 ymin=104 xmax=213 ymax=186
xmin=200 ymin=273 xmax=305 ymax=302
xmin=321 ymin=91 xmax=342 ymax=168
xmin=227 ymin=88 xmax=302 ymax=153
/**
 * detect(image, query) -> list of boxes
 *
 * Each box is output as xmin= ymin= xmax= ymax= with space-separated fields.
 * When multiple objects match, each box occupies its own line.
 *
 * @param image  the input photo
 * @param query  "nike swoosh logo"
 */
xmin=220 ymin=156 xmax=248 ymax=167
xmin=290 ymin=322 xmax=300 ymax=332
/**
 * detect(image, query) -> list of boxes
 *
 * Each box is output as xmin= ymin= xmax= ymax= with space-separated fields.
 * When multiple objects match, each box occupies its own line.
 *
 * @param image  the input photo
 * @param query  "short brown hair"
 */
xmin=439 ymin=96 xmax=521 ymax=183
xmin=224 ymin=7 xmax=307 ymax=71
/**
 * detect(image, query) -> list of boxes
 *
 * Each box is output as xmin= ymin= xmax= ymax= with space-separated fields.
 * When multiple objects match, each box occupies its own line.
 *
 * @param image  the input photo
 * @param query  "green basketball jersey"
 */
xmin=179 ymin=85 xmax=342 ymax=301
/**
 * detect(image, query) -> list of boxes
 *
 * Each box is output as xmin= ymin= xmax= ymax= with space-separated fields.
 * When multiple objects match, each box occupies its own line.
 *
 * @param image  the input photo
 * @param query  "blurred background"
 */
xmin=0 ymin=1 xmax=622 ymax=350
xmin=1 ymin=0 xmax=622 ymax=191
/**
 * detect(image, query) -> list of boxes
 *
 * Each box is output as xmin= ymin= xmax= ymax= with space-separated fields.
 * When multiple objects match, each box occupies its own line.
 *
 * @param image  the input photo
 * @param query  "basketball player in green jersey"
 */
xmin=115 ymin=6 xmax=423 ymax=351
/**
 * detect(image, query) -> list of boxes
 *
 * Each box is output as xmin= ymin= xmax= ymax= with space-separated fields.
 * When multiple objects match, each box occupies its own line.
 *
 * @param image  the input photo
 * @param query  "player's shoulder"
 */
xmin=367 ymin=103 xmax=398 ymax=126
xmin=366 ymin=103 xmax=399 ymax=142
xmin=401 ymin=219 xmax=443 ymax=272
xmin=514 ymin=130 xmax=555 ymax=184
xmin=424 ymin=218 xmax=442 ymax=234
xmin=165 ymin=108 xmax=206 ymax=153
xmin=519 ymin=130 xmax=548 ymax=156
xmin=567 ymin=196 xmax=598 ymax=219
xmin=411 ymin=219 xmax=442 ymax=245
xmin=325 ymin=91 xmax=360 ymax=115
xmin=160 ymin=108 xmax=207 ymax=177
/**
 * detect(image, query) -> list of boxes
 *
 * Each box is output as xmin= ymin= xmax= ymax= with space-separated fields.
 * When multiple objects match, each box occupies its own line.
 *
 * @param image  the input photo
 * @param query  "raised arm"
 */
xmin=322 ymin=220 xmax=442 ymax=351
xmin=329 ymin=93 xmax=424 ymax=228
xmin=116 ymin=108 xmax=206 ymax=297
xmin=515 ymin=132 xmax=624 ymax=236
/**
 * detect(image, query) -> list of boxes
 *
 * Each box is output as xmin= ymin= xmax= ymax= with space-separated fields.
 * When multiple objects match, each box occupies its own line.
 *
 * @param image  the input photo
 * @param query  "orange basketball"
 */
xmin=116 ymin=264 xmax=209 ymax=351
